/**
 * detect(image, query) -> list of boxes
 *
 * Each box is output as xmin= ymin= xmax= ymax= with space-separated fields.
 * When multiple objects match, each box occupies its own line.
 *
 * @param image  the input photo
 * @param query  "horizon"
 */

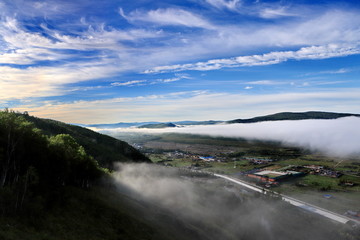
xmin=1 ymin=0 xmax=360 ymax=124
xmin=82 ymin=110 xmax=360 ymax=125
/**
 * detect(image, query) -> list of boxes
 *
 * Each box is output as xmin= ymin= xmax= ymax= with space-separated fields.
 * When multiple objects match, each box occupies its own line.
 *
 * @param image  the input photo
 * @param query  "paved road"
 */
xmin=214 ymin=173 xmax=359 ymax=225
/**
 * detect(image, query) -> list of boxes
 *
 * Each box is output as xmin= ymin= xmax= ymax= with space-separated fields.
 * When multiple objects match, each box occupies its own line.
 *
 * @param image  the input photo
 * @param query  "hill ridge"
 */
xmin=21 ymin=114 xmax=150 ymax=168
xmin=228 ymin=111 xmax=360 ymax=124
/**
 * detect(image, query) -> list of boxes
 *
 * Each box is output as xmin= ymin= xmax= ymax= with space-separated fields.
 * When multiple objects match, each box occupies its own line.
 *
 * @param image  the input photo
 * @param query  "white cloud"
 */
xmin=320 ymin=68 xmax=351 ymax=74
xmin=0 ymin=61 xmax=121 ymax=100
xmin=111 ymin=80 xmax=147 ymax=87
xmin=145 ymin=43 xmax=360 ymax=73
xmin=155 ymin=74 xmax=191 ymax=83
xmin=259 ymin=7 xmax=298 ymax=19
xmin=118 ymin=117 xmax=360 ymax=158
xmin=0 ymin=17 xmax=163 ymax=63
xmin=110 ymin=74 xmax=191 ymax=88
xmin=246 ymin=80 xmax=285 ymax=85
xmin=120 ymin=8 xmax=214 ymax=29
xmin=205 ymin=0 xmax=241 ymax=11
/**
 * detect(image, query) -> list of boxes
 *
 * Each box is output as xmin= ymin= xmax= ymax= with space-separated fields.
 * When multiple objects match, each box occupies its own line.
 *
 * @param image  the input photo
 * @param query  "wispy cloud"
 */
xmin=205 ymin=0 xmax=241 ymax=11
xmin=110 ymin=74 xmax=191 ymax=88
xmin=145 ymin=44 xmax=360 ymax=73
xmin=319 ymin=68 xmax=351 ymax=74
xmin=111 ymin=80 xmax=147 ymax=87
xmin=0 ymin=60 xmax=120 ymax=100
xmin=259 ymin=6 xmax=298 ymax=19
xmin=245 ymin=80 xmax=285 ymax=85
xmin=154 ymin=74 xmax=191 ymax=83
xmin=120 ymin=8 xmax=214 ymax=29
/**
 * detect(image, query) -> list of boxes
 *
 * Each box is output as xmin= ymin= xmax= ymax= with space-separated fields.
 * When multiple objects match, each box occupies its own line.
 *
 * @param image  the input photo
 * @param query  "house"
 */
xmin=199 ymin=156 xmax=215 ymax=162
xmin=247 ymin=170 xmax=303 ymax=183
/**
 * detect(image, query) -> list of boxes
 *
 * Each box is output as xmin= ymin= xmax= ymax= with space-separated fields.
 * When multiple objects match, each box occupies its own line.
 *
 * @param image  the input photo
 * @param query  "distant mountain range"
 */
xmin=82 ymin=111 xmax=360 ymax=129
xmin=84 ymin=121 xmax=160 ymax=129
xmin=85 ymin=120 xmax=223 ymax=129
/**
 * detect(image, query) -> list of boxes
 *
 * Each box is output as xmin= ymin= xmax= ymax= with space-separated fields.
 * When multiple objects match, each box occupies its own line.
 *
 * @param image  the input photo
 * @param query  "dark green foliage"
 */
xmin=0 ymin=110 xmax=104 ymax=215
xmin=228 ymin=111 xmax=360 ymax=123
xmin=0 ymin=186 xmax=214 ymax=240
xmin=21 ymin=114 xmax=150 ymax=168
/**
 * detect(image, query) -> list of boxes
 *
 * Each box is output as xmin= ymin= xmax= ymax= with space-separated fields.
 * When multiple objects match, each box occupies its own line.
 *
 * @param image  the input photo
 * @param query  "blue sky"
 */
xmin=1 ymin=0 xmax=360 ymax=123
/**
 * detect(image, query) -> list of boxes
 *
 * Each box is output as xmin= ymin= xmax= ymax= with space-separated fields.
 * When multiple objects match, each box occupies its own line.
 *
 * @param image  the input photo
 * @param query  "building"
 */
xmin=199 ymin=156 xmax=215 ymax=162
xmin=247 ymin=170 xmax=303 ymax=183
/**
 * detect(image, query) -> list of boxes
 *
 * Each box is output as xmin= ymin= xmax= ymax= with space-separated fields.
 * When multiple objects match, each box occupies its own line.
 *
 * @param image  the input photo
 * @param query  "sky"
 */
xmin=1 ymin=0 xmax=360 ymax=124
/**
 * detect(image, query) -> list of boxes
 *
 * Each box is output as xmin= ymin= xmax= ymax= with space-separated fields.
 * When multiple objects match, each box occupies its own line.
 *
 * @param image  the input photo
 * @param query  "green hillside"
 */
xmin=228 ymin=111 xmax=360 ymax=123
xmin=0 ymin=110 xmax=206 ymax=240
xmin=21 ymin=113 xmax=150 ymax=168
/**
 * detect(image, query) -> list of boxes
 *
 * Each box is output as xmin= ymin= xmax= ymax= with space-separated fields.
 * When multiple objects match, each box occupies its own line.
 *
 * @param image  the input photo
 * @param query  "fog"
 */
xmin=99 ymin=117 xmax=360 ymax=157
xmin=173 ymin=117 xmax=360 ymax=157
xmin=112 ymin=163 xmax=345 ymax=240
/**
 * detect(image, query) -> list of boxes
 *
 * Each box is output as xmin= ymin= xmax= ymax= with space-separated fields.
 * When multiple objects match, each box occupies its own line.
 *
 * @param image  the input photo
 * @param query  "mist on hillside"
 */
xmin=98 ymin=117 xmax=360 ymax=158
xmin=112 ymin=163 xmax=344 ymax=240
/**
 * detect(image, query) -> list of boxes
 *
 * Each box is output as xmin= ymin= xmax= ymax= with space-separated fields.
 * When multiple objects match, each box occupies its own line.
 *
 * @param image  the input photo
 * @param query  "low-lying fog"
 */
xmin=112 ymin=163 xmax=347 ymax=240
xmin=96 ymin=117 xmax=360 ymax=158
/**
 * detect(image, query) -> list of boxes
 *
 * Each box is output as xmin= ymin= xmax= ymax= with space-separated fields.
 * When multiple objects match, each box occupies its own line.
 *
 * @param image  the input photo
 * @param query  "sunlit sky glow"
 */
xmin=1 ymin=0 xmax=360 ymax=124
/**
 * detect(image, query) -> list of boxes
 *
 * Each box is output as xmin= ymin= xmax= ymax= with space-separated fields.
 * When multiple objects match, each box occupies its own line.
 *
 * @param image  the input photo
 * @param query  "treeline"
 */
xmin=0 ymin=110 xmax=104 ymax=215
xmin=21 ymin=113 xmax=150 ymax=168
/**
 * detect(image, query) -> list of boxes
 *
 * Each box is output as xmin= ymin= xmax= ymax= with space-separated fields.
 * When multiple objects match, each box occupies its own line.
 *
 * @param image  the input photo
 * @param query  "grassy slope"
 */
xmin=0 ymin=184 xmax=210 ymax=240
xmin=22 ymin=114 xmax=150 ymax=168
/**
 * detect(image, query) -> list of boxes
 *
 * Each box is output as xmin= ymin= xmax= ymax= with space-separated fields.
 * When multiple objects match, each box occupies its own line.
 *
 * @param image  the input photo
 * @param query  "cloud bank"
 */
xmin=104 ymin=117 xmax=360 ymax=158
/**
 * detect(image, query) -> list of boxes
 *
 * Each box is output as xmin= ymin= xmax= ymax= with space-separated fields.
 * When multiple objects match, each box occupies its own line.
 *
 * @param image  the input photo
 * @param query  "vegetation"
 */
xmin=0 ymin=185 xmax=213 ymax=240
xmin=0 ymin=110 xmax=105 ymax=216
xmin=0 ymin=110 xmax=203 ymax=240
xmin=21 ymin=113 xmax=150 ymax=168
xmin=228 ymin=111 xmax=360 ymax=123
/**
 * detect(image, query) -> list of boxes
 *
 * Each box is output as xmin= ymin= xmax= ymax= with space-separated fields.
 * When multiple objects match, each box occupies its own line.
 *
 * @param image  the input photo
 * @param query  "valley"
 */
xmin=1 ymin=111 xmax=359 ymax=240
xmin=111 ymin=132 xmax=360 ymax=220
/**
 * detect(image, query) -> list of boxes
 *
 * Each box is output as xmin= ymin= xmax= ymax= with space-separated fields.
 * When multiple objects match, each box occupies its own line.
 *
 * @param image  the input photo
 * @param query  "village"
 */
xmin=135 ymin=146 xmax=348 ymax=187
xmin=130 ymin=140 xmax=360 ymax=222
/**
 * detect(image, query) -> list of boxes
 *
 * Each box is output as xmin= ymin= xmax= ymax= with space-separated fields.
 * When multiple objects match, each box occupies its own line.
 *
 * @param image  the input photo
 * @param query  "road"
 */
xmin=214 ymin=173 xmax=359 ymax=225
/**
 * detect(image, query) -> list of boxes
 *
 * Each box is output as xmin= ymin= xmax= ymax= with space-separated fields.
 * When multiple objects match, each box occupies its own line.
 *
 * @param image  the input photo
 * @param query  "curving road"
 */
xmin=214 ymin=173 xmax=359 ymax=225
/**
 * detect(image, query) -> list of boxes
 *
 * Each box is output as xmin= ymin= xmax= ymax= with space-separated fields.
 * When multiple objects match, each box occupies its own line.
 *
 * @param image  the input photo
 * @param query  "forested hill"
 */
xmin=228 ymin=111 xmax=360 ymax=124
xmin=138 ymin=122 xmax=177 ymax=128
xmin=21 ymin=113 xmax=150 ymax=168
xmin=0 ymin=110 xmax=203 ymax=240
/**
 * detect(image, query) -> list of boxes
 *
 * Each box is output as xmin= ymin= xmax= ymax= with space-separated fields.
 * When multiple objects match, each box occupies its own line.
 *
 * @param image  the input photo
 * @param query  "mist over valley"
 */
xmin=96 ymin=116 xmax=360 ymax=158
